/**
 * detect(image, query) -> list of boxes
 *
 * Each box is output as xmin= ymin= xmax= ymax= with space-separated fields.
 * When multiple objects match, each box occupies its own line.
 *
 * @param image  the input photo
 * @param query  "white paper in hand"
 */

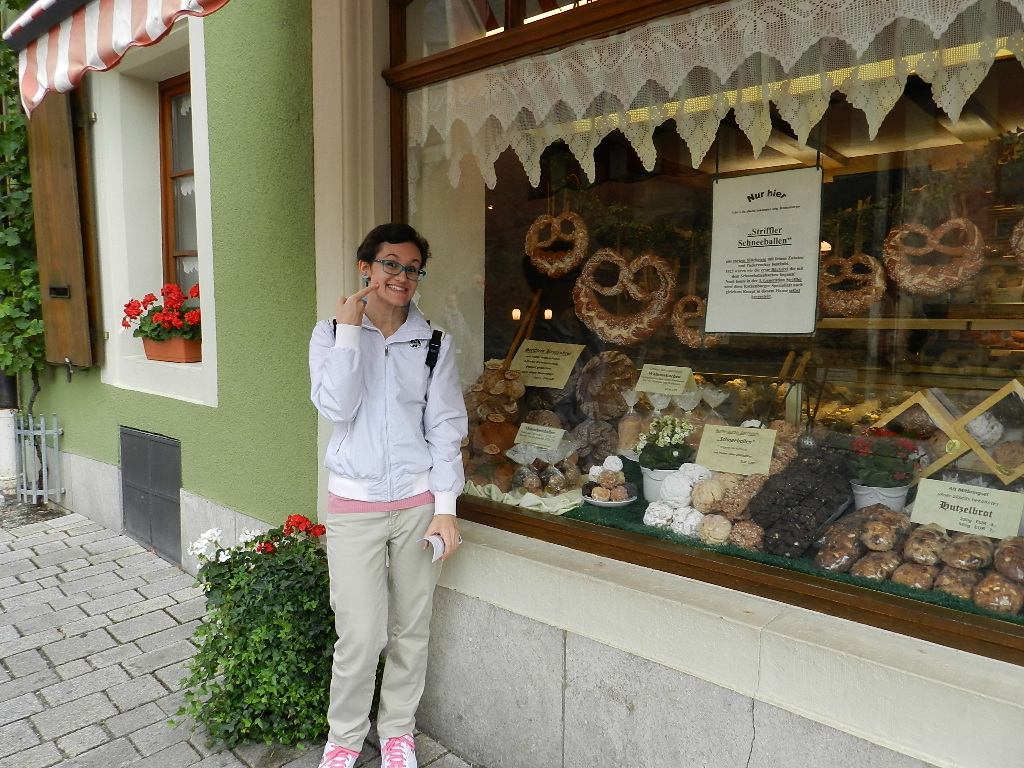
xmin=419 ymin=534 xmax=462 ymax=562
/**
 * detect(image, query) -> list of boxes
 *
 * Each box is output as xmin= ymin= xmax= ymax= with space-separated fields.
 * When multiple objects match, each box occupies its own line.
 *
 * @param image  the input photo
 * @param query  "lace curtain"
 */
xmin=407 ymin=0 xmax=1024 ymax=192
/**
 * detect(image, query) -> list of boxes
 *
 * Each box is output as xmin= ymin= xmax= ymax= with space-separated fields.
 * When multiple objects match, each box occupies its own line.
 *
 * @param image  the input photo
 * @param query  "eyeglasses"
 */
xmin=373 ymin=259 xmax=426 ymax=281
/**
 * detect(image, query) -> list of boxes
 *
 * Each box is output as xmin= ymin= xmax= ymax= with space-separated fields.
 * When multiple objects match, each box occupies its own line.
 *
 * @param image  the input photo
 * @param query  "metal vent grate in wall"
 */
xmin=120 ymin=427 xmax=182 ymax=565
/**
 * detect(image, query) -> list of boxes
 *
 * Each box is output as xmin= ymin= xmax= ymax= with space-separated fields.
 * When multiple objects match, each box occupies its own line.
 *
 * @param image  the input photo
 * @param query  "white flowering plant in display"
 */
xmin=633 ymin=415 xmax=696 ymax=470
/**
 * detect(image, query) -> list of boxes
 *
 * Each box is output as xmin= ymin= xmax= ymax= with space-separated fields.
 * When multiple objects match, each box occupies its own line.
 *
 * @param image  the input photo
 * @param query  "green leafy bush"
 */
xmin=178 ymin=515 xmax=335 ymax=746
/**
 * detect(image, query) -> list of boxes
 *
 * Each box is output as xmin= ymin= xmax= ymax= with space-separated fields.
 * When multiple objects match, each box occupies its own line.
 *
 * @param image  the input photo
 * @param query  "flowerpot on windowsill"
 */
xmin=142 ymin=337 xmax=202 ymax=363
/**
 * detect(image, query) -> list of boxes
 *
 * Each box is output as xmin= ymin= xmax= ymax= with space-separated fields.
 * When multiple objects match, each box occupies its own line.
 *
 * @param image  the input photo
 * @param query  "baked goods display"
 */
xmin=880 ymin=218 xmax=985 ymax=297
xmin=572 ymin=249 xmax=677 ymax=345
xmin=576 ymin=351 xmax=638 ymax=421
xmin=817 ymin=252 xmax=887 ymax=317
xmin=525 ymin=211 xmax=589 ymax=278
xmin=671 ymin=295 xmax=721 ymax=348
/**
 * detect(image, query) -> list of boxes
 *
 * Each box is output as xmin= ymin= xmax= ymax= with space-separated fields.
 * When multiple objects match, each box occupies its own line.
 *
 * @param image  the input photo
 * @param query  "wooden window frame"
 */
xmin=158 ymin=72 xmax=196 ymax=286
xmin=385 ymin=0 xmax=1024 ymax=667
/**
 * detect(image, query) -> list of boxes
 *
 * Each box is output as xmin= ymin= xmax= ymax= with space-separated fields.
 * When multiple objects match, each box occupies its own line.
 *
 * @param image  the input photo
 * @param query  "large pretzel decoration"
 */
xmin=671 ymin=295 xmax=721 ymax=348
xmin=818 ymin=252 xmax=887 ymax=317
xmin=881 ymin=218 xmax=984 ymax=297
xmin=525 ymin=212 xmax=589 ymax=278
xmin=572 ymin=249 xmax=676 ymax=345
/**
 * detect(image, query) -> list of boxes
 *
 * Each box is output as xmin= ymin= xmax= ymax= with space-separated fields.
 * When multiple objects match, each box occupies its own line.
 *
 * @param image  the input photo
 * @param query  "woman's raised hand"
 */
xmin=335 ymin=283 xmax=376 ymax=326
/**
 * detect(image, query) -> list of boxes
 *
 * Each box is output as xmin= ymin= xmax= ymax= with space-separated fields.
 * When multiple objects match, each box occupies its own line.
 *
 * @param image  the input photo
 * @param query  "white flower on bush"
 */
xmin=187 ymin=528 xmax=224 ymax=560
xmin=239 ymin=529 xmax=260 ymax=544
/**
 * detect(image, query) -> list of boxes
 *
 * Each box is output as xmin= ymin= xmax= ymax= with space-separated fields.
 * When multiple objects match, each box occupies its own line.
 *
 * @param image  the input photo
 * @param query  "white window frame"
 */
xmin=89 ymin=17 xmax=217 ymax=406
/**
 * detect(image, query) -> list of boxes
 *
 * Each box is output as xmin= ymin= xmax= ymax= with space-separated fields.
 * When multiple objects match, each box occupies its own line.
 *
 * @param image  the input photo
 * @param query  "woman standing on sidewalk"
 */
xmin=309 ymin=223 xmax=468 ymax=768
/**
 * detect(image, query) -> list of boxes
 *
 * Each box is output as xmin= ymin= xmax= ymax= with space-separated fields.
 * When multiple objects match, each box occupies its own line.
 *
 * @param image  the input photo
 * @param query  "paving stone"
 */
xmin=280 ymin=752 xmax=323 ymax=768
xmin=82 ymin=536 xmax=136 ymax=556
xmin=166 ymin=597 xmax=207 ymax=624
xmin=0 ymin=719 xmax=41 ymax=759
xmin=171 ymin=584 xmax=205 ymax=603
xmin=56 ymin=561 xmax=119 ymax=583
xmin=59 ymin=559 xmax=91 ymax=572
xmin=139 ymin=573 xmax=197 ymax=599
xmin=56 ymin=724 xmax=109 ymax=757
xmin=129 ymin=716 xmax=196 ymax=757
xmin=0 ymin=741 xmax=62 ymax=768
xmin=106 ymin=594 xmax=174 ymax=622
xmin=154 ymin=659 xmax=193 ymax=692
xmin=116 ymin=551 xmax=162 ymax=570
xmin=18 ymin=565 xmax=63 ymax=583
xmin=0 ymin=547 xmax=35 ymax=566
xmin=4 ymin=585 xmax=67 ymax=611
xmin=58 ymin=572 xmax=124 ymax=596
xmin=52 ymin=613 xmax=112 ymax=638
xmin=88 ymin=544 xmax=148 ymax=565
xmin=42 ymin=628 xmax=116 ymax=666
xmin=39 ymin=664 xmax=131 ymax=707
xmin=0 ymin=580 xmax=42 ymax=603
xmin=58 ymin=737 xmax=141 ymax=768
xmin=106 ymin=673 xmax=167 ymax=711
xmin=106 ymin=701 xmax=168 ymax=738
xmin=0 ymin=691 xmax=44 ymax=726
xmin=13 ymin=606 xmax=85 ymax=636
xmin=85 ymin=575 xmax=146 ymax=600
xmin=87 ymin=642 xmax=143 ymax=670
xmin=62 ymin=530 xmax=116 ymax=548
xmin=30 ymin=690 xmax=118 ymax=739
xmin=0 ymin=667 xmax=10 ymax=685
xmin=47 ymin=592 xmax=92 ymax=610
xmin=54 ymin=659 xmax=93 ymax=681
xmin=36 ymin=576 xmax=59 ymax=588
xmin=2 ymin=628 xmax=64 ymax=657
xmin=141 ymin=565 xmax=187 ymax=584
xmin=107 ymin=609 xmax=177 ymax=643
xmin=8 ymin=533 xmax=52 ymax=550
xmin=3 ymin=649 xmax=49 ymax=677
xmin=0 ymin=669 xmax=59 ymax=703
xmin=232 ymin=742 xmax=313 ymax=768
xmin=137 ymin=619 xmax=201 ymax=653
xmin=0 ymin=624 xmax=18 ymax=643
xmin=30 ymin=540 xmax=69 ymax=556
xmin=133 ymin=741 xmax=201 ymax=767
xmin=0 ymin=575 xmax=17 ymax=590
xmin=80 ymin=589 xmax=145 ymax=617
xmin=29 ymin=547 xmax=89 ymax=569
xmin=0 ymin=558 xmax=35 ymax=579
xmin=10 ymin=523 xmax=50 ymax=538
xmin=124 ymin=640 xmax=197 ymax=678
xmin=155 ymin=689 xmax=188 ymax=717
xmin=195 ymin=753 xmax=249 ymax=767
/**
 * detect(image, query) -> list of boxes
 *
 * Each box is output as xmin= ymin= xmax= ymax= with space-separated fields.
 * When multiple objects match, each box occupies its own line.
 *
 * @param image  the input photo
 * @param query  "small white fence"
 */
xmin=15 ymin=413 xmax=64 ymax=504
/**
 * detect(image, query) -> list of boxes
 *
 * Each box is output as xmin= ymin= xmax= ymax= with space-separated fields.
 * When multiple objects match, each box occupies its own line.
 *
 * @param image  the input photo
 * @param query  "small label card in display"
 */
xmin=514 ymin=423 xmax=565 ymax=451
xmin=911 ymin=479 xmax=1023 ymax=539
xmin=694 ymin=425 xmax=776 ymax=475
xmin=509 ymin=341 xmax=585 ymax=388
xmin=636 ymin=364 xmax=694 ymax=396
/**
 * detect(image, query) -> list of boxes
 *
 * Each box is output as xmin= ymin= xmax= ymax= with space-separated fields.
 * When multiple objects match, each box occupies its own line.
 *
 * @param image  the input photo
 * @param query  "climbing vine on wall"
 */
xmin=0 ymin=0 xmax=44 ymax=390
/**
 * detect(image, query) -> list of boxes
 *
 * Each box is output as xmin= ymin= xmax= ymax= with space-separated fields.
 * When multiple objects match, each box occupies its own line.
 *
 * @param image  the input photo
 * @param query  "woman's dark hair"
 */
xmin=356 ymin=223 xmax=431 ymax=266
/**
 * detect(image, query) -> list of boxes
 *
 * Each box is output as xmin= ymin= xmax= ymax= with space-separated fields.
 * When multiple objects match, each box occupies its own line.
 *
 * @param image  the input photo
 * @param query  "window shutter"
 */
xmin=26 ymin=92 xmax=93 ymax=368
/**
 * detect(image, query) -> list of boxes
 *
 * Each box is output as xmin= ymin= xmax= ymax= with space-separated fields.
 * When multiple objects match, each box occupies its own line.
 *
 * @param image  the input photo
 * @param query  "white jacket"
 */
xmin=309 ymin=303 xmax=468 ymax=515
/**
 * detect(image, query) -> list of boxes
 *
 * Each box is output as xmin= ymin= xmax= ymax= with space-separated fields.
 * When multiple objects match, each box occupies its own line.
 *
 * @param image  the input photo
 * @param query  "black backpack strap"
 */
xmin=332 ymin=318 xmax=442 ymax=374
xmin=426 ymin=328 xmax=443 ymax=373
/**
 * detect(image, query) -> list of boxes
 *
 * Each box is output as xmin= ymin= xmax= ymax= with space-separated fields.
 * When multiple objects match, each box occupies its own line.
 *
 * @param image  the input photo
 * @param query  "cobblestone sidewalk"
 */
xmin=0 ymin=503 xmax=474 ymax=768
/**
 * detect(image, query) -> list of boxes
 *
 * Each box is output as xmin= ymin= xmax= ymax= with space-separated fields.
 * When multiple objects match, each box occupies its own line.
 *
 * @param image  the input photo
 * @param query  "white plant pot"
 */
xmin=850 ymin=482 xmax=909 ymax=512
xmin=641 ymin=467 xmax=675 ymax=503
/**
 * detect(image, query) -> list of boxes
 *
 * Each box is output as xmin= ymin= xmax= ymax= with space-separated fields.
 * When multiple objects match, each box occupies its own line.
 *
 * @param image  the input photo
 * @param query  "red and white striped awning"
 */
xmin=3 ymin=0 xmax=232 ymax=116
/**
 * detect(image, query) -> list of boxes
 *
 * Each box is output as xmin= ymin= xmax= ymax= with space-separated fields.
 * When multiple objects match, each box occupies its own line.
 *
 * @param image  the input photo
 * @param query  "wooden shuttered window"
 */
xmin=26 ymin=91 xmax=99 ymax=369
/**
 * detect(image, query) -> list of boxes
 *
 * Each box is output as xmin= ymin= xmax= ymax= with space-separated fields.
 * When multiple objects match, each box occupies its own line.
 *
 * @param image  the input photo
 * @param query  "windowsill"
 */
xmin=109 ymin=349 xmax=210 ymax=405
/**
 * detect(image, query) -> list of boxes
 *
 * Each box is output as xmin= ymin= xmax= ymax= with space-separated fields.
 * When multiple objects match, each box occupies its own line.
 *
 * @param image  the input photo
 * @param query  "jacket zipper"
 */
xmin=383 ymin=342 xmax=393 ymax=499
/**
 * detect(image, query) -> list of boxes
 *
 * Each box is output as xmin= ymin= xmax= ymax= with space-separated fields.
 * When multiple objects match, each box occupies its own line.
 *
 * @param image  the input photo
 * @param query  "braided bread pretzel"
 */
xmin=572 ymin=249 xmax=676 ymax=345
xmin=671 ymin=295 xmax=721 ymax=348
xmin=818 ymin=252 xmax=886 ymax=317
xmin=525 ymin=212 xmax=589 ymax=278
xmin=881 ymin=218 xmax=984 ymax=297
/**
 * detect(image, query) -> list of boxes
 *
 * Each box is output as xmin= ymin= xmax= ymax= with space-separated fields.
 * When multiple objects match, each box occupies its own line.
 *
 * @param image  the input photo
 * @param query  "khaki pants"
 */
xmin=324 ymin=503 xmax=441 ymax=751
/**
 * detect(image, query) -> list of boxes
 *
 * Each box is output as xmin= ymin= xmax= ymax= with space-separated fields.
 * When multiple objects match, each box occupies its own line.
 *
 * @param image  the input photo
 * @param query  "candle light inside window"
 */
xmin=511 ymin=308 xmax=521 ymax=321
xmin=544 ymin=309 xmax=553 ymax=320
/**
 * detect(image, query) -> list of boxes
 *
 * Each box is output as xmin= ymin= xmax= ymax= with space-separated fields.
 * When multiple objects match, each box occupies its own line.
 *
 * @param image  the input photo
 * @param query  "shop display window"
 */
xmin=398 ymin=4 xmax=1024 ymax=652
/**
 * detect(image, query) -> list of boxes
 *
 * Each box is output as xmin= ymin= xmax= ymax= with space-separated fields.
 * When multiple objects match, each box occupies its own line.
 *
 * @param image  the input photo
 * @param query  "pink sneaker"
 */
xmin=318 ymin=742 xmax=360 ymax=768
xmin=380 ymin=734 xmax=417 ymax=768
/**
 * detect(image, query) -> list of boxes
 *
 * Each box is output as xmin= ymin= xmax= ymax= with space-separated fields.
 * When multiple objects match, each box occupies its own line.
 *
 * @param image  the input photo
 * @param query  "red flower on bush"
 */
xmin=122 ymin=283 xmax=201 ymax=342
xmin=255 ymin=541 xmax=275 ymax=554
xmin=310 ymin=524 xmax=326 ymax=537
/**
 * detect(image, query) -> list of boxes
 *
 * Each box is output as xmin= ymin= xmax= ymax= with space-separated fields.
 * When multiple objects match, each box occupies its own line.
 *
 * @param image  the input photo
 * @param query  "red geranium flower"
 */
xmin=310 ymin=524 xmax=326 ymax=537
xmin=255 ymin=541 xmax=275 ymax=554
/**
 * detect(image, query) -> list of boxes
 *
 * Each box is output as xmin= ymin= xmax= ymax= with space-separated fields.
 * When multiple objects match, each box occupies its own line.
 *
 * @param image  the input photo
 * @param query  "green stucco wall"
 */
xmin=29 ymin=0 xmax=317 ymax=525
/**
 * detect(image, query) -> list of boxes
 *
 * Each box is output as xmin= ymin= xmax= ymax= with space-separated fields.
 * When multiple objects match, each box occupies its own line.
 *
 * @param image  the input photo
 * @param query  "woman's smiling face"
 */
xmin=362 ymin=241 xmax=423 ymax=307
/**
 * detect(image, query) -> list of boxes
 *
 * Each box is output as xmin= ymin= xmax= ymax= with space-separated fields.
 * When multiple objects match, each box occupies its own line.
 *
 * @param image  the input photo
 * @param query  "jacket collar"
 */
xmin=361 ymin=300 xmax=431 ymax=343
